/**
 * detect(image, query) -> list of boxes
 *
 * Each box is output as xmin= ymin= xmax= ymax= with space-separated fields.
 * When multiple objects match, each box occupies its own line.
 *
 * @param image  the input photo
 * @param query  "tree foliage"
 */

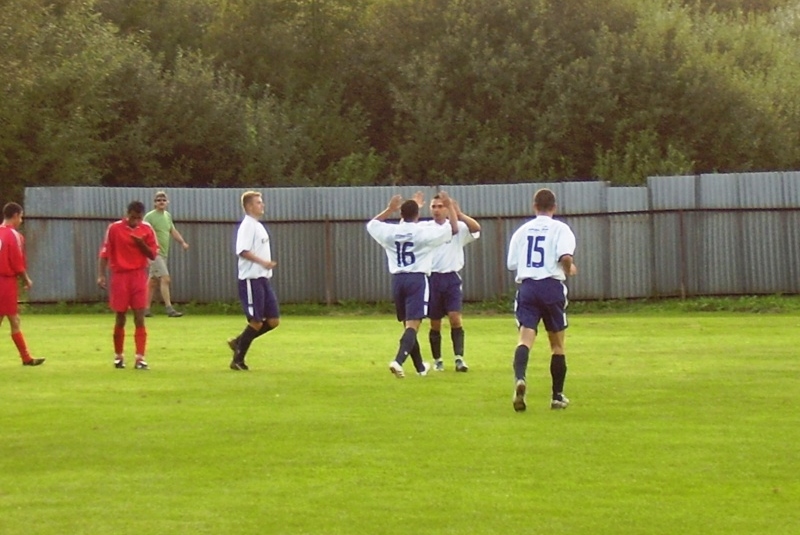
xmin=2 ymin=0 xmax=800 ymax=205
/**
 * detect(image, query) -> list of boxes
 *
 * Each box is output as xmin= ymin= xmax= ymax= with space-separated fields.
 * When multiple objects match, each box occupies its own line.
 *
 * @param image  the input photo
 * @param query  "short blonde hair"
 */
xmin=241 ymin=190 xmax=262 ymax=210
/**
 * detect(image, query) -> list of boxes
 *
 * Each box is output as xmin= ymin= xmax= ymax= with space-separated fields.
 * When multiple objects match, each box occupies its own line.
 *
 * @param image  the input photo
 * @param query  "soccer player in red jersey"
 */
xmin=0 ymin=202 xmax=45 ymax=366
xmin=97 ymin=201 xmax=158 ymax=370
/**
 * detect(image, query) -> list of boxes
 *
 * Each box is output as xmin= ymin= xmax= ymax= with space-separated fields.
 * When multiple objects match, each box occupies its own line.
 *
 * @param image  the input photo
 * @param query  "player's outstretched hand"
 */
xmin=438 ymin=191 xmax=452 ymax=206
xmin=387 ymin=194 xmax=403 ymax=212
xmin=412 ymin=191 xmax=425 ymax=207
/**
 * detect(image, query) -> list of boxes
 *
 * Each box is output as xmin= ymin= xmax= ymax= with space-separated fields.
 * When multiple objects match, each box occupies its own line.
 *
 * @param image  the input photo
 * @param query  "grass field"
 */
xmin=1 ymin=311 xmax=799 ymax=534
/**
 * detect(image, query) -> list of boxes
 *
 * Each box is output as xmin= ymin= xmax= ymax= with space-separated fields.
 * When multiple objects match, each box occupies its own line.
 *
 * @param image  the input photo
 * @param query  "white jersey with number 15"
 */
xmin=507 ymin=215 xmax=575 ymax=283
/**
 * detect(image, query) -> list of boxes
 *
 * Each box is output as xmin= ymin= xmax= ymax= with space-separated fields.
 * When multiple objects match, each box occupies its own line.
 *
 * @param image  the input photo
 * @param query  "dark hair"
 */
xmin=3 ymin=202 xmax=22 ymax=220
xmin=400 ymin=199 xmax=419 ymax=221
xmin=127 ymin=200 xmax=146 ymax=215
xmin=533 ymin=188 xmax=556 ymax=212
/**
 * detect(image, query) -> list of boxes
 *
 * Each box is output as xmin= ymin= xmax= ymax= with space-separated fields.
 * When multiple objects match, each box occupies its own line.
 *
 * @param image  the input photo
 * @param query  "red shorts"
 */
xmin=0 ymin=276 xmax=19 ymax=316
xmin=108 ymin=269 xmax=149 ymax=312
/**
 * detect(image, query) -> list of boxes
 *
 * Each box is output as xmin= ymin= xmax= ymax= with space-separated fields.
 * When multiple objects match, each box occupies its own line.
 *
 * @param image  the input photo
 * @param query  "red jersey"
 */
xmin=0 ymin=223 xmax=26 ymax=277
xmin=99 ymin=219 xmax=158 ymax=272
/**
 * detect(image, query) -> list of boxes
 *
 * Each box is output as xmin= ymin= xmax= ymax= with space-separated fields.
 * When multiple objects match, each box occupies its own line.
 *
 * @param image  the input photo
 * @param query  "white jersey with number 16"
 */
xmin=367 ymin=220 xmax=452 ymax=275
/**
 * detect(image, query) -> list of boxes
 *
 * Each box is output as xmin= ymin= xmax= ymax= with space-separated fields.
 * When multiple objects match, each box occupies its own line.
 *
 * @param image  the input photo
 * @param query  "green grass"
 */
xmin=24 ymin=293 xmax=800 ymax=316
xmin=1 ymin=312 xmax=799 ymax=534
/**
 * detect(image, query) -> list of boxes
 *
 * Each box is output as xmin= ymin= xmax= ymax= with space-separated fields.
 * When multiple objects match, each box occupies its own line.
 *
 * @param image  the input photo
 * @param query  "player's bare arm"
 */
xmin=373 ymin=194 xmax=403 ymax=221
xmin=453 ymin=200 xmax=481 ymax=232
xmin=21 ymin=271 xmax=32 ymax=290
xmin=239 ymin=250 xmax=276 ymax=269
xmin=438 ymin=192 xmax=459 ymax=235
xmin=97 ymin=257 xmax=108 ymax=289
xmin=560 ymin=254 xmax=577 ymax=276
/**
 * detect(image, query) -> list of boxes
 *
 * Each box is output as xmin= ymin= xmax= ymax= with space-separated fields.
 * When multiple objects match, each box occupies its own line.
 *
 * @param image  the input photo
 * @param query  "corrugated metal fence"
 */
xmin=21 ymin=171 xmax=800 ymax=304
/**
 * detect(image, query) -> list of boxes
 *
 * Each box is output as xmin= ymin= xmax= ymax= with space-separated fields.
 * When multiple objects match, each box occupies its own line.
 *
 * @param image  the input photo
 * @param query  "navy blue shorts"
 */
xmin=514 ymin=278 xmax=568 ymax=333
xmin=392 ymin=272 xmax=429 ymax=322
xmin=238 ymin=277 xmax=280 ymax=322
xmin=428 ymin=272 xmax=463 ymax=320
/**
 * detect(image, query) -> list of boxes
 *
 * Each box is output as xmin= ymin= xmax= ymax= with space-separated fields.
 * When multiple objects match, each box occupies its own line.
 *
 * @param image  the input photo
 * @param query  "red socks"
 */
xmin=113 ymin=326 xmax=125 ymax=355
xmin=12 ymin=332 xmax=31 ymax=361
xmin=134 ymin=326 xmax=147 ymax=357
xmin=113 ymin=326 xmax=147 ymax=360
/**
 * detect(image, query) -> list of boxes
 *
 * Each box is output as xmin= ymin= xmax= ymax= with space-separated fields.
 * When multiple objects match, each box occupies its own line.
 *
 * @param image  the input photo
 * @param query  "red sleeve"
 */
xmin=16 ymin=232 xmax=26 ymax=272
xmin=7 ymin=229 xmax=26 ymax=274
xmin=0 ymin=227 xmax=25 ymax=276
xmin=99 ymin=223 xmax=113 ymax=259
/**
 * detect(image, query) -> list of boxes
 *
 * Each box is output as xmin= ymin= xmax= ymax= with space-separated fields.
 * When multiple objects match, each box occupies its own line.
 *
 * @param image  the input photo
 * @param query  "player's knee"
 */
xmin=267 ymin=318 xmax=280 ymax=330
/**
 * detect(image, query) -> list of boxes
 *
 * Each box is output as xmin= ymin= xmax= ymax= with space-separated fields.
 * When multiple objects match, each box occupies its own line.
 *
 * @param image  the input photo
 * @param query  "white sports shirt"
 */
xmin=507 ymin=215 xmax=576 ymax=283
xmin=367 ymin=219 xmax=453 ymax=275
xmin=425 ymin=220 xmax=480 ymax=273
xmin=236 ymin=214 xmax=272 ymax=280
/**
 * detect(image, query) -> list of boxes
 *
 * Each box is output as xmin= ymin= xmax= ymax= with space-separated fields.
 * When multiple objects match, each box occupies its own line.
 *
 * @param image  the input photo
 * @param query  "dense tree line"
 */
xmin=2 ymin=0 xmax=800 ymax=204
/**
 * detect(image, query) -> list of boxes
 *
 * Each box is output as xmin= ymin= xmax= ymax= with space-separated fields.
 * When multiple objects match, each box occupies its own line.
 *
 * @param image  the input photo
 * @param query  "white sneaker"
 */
xmin=513 ymin=379 xmax=527 ymax=412
xmin=389 ymin=361 xmax=405 ymax=378
xmin=455 ymin=357 xmax=469 ymax=372
xmin=433 ymin=359 xmax=445 ymax=371
xmin=417 ymin=362 xmax=431 ymax=376
xmin=551 ymin=394 xmax=570 ymax=410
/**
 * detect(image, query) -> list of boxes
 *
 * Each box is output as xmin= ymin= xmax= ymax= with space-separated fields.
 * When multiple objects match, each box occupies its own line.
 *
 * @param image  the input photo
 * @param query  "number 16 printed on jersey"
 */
xmin=395 ymin=241 xmax=416 ymax=267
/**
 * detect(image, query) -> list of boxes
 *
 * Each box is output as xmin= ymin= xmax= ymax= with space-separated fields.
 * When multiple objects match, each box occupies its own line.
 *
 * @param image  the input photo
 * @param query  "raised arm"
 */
xmin=372 ymin=194 xmax=403 ymax=222
xmin=437 ymin=191 xmax=459 ymax=235
xmin=452 ymin=200 xmax=481 ymax=233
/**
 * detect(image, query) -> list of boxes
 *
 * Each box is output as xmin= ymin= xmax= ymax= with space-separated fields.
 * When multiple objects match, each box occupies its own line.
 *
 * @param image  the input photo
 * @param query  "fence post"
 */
xmin=324 ymin=218 xmax=334 ymax=306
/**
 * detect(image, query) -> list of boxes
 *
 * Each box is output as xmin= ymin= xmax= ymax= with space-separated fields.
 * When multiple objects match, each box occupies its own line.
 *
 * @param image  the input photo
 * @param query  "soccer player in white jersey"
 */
xmin=425 ymin=195 xmax=481 ymax=372
xmin=226 ymin=191 xmax=280 ymax=371
xmin=367 ymin=191 xmax=458 ymax=378
xmin=506 ymin=188 xmax=577 ymax=411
